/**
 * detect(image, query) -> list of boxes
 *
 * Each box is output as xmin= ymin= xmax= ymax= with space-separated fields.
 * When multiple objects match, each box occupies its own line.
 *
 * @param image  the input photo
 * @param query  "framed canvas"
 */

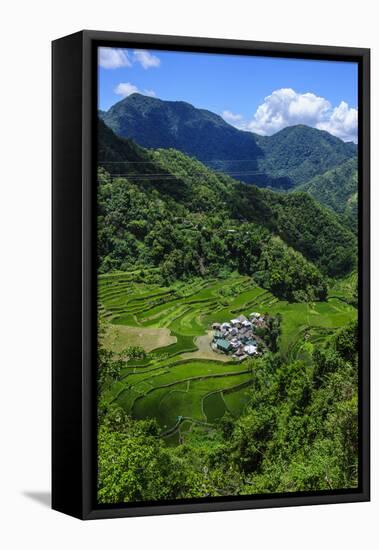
xmin=52 ymin=30 xmax=370 ymax=520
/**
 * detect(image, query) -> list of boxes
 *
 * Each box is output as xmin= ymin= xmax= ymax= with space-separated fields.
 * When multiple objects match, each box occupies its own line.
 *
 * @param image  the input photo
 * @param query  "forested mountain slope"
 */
xmin=100 ymin=94 xmax=356 ymax=189
xmin=97 ymin=120 xmax=356 ymax=300
xmin=297 ymin=157 xmax=358 ymax=230
xmin=255 ymin=124 xmax=356 ymax=186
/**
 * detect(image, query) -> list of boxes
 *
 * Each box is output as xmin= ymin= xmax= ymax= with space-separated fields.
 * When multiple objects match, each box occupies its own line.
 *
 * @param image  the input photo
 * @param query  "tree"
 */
xmin=125 ymin=346 xmax=146 ymax=360
xmin=97 ymin=348 xmax=124 ymax=392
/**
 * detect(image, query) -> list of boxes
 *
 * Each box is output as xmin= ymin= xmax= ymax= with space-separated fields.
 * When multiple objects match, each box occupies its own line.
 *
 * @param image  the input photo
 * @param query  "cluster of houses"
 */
xmin=211 ymin=313 xmax=267 ymax=361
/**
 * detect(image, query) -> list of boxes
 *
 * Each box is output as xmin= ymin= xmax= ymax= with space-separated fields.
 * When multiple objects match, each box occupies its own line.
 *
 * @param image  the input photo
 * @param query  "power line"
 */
xmin=99 ymin=159 xmax=263 ymax=164
xmin=107 ymin=172 xmax=270 ymax=178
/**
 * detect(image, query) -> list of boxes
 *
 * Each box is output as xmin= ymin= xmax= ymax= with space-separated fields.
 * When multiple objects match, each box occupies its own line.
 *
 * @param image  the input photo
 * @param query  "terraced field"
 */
xmin=98 ymin=272 xmax=357 ymax=444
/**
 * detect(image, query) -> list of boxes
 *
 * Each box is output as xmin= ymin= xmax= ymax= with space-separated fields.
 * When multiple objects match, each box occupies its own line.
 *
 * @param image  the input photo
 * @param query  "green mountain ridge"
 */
xmin=297 ymin=157 xmax=358 ymax=230
xmin=97 ymin=119 xmax=356 ymax=301
xmin=96 ymin=114 xmax=359 ymax=502
xmin=101 ymin=93 xmax=357 ymax=189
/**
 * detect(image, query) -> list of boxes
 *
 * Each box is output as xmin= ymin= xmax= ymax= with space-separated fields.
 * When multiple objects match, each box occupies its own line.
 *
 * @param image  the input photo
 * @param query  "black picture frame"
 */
xmin=52 ymin=30 xmax=370 ymax=520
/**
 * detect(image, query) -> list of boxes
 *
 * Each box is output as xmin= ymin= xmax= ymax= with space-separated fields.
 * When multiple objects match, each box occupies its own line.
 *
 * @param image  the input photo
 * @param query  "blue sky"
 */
xmin=98 ymin=47 xmax=358 ymax=142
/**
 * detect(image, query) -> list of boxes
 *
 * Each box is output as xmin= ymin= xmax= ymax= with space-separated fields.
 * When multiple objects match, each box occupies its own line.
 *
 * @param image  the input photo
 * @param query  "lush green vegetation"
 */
xmin=259 ymin=190 xmax=356 ymax=276
xmin=254 ymin=124 xmax=356 ymax=187
xmin=98 ymin=121 xmax=356 ymax=300
xmin=98 ymin=272 xmax=356 ymax=449
xmin=97 ymin=115 xmax=359 ymax=504
xmin=100 ymin=94 xmax=356 ymax=189
xmin=98 ymin=320 xmax=358 ymax=502
xmin=298 ymin=157 xmax=358 ymax=231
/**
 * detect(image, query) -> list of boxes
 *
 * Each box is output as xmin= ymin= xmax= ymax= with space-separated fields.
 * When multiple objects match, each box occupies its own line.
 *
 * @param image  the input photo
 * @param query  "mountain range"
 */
xmin=100 ymin=93 xmax=357 ymax=190
xmin=97 ymin=118 xmax=356 ymax=286
xmin=298 ymin=157 xmax=358 ymax=229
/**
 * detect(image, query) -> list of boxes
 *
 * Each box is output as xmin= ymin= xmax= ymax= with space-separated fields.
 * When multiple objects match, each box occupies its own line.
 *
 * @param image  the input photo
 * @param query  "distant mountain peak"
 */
xmin=101 ymin=95 xmax=357 ymax=189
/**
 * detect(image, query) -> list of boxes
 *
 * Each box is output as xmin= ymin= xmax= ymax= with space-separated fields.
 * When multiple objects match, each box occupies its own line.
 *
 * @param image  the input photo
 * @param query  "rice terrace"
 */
xmin=95 ymin=46 xmax=361 ymax=503
xmin=99 ymin=272 xmax=356 ymax=445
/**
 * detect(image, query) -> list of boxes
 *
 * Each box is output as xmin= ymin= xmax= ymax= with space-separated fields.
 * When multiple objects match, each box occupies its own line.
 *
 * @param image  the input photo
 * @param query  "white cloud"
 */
xmin=98 ymin=47 xmax=131 ymax=69
xmin=316 ymin=101 xmax=358 ymax=143
xmin=221 ymin=110 xmax=244 ymax=125
xmin=114 ymin=82 xmax=139 ymax=97
xmin=248 ymin=88 xmax=329 ymax=134
xmin=114 ymin=83 xmax=157 ymax=99
xmin=133 ymin=49 xmax=161 ymax=69
xmin=244 ymin=88 xmax=357 ymax=142
xmin=98 ymin=47 xmax=161 ymax=71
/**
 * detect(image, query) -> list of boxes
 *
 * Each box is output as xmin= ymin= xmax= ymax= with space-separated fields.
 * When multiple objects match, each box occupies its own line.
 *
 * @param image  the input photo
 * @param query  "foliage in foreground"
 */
xmin=97 ymin=321 xmax=358 ymax=503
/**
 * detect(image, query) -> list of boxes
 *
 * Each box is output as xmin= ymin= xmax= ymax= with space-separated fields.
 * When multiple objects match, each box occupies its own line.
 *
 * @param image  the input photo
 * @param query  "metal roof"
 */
xmin=216 ymin=338 xmax=232 ymax=351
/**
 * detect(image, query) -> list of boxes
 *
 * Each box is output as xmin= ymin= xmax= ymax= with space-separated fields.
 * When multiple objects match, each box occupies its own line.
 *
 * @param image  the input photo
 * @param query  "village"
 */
xmin=210 ymin=312 xmax=268 ymax=361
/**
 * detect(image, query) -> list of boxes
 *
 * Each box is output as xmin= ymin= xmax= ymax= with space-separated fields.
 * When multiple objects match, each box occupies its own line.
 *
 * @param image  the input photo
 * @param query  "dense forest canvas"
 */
xmin=96 ymin=46 xmax=359 ymax=505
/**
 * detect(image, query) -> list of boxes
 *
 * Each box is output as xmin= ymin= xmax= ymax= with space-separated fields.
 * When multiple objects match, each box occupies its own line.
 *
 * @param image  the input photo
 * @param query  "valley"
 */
xmin=99 ymin=272 xmax=356 ymax=445
xmin=96 ymin=86 xmax=359 ymax=502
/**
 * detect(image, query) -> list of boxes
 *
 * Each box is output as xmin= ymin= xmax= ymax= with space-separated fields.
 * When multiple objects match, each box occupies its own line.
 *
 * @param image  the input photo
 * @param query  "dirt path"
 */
xmin=181 ymin=331 xmax=232 ymax=362
xmin=101 ymin=324 xmax=177 ymax=353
